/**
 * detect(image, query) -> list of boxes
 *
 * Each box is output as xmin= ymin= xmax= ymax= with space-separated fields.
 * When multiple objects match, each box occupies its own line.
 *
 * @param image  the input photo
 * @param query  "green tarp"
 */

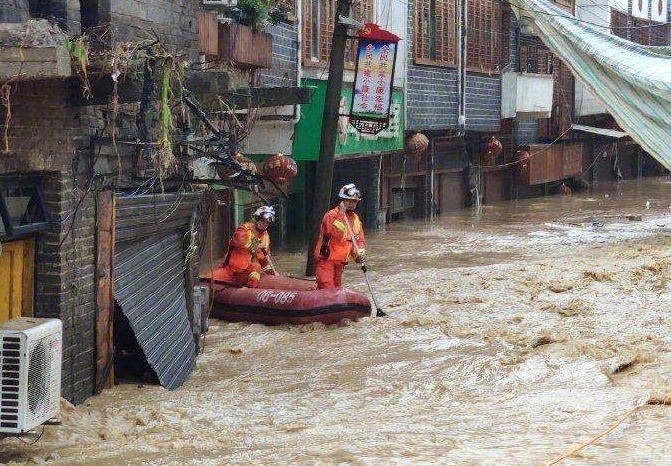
xmin=517 ymin=0 xmax=671 ymax=170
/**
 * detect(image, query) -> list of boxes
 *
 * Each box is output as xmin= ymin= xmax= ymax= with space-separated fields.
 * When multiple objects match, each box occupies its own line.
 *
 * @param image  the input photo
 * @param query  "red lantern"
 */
xmin=405 ymin=132 xmax=429 ymax=157
xmin=485 ymin=136 xmax=503 ymax=165
xmin=262 ymin=152 xmax=298 ymax=184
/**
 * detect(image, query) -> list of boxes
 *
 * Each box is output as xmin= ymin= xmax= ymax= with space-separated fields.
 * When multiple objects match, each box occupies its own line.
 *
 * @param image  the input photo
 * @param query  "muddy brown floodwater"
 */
xmin=4 ymin=178 xmax=671 ymax=465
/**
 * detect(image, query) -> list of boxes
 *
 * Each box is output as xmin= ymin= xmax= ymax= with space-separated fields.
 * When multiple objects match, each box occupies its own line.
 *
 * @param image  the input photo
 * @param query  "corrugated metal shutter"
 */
xmin=114 ymin=231 xmax=196 ymax=390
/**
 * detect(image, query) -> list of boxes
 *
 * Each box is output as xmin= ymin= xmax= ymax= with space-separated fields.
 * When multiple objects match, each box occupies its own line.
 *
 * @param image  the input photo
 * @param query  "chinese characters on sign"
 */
xmin=350 ymin=23 xmax=400 ymax=134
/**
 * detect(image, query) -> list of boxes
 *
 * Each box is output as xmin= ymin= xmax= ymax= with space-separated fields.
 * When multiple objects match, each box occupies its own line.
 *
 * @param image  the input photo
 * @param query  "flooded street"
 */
xmin=4 ymin=177 xmax=671 ymax=465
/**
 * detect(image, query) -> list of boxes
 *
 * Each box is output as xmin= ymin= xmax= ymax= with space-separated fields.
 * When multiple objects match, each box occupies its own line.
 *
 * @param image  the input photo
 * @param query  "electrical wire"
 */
xmin=17 ymin=426 xmax=44 ymax=445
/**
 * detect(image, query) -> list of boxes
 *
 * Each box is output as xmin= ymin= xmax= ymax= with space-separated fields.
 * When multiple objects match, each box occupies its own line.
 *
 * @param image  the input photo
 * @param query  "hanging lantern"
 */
xmin=262 ymin=152 xmax=298 ymax=184
xmin=484 ymin=136 xmax=503 ymax=165
xmin=405 ymin=132 xmax=429 ymax=157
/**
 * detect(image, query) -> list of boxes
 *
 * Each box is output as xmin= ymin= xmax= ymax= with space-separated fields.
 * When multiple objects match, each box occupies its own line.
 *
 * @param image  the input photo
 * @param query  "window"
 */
xmin=466 ymin=0 xmax=501 ymax=72
xmin=310 ymin=0 xmax=320 ymax=60
xmin=414 ymin=0 xmax=503 ymax=72
xmin=0 ymin=176 xmax=48 ymax=240
xmin=303 ymin=0 xmax=374 ymax=66
xmin=414 ymin=0 xmax=457 ymax=64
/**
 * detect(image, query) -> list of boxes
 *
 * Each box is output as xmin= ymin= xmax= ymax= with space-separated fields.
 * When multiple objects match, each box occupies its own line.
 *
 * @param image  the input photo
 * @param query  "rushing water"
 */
xmin=4 ymin=178 xmax=671 ymax=465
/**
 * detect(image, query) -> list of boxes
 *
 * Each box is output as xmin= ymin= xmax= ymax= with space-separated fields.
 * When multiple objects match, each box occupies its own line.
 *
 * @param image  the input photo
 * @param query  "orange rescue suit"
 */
xmin=313 ymin=208 xmax=365 ymax=289
xmin=224 ymin=222 xmax=274 ymax=288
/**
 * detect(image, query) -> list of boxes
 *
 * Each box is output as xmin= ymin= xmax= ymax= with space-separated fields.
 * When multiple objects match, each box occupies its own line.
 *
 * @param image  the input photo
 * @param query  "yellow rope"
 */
xmin=543 ymin=405 xmax=640 ymax=466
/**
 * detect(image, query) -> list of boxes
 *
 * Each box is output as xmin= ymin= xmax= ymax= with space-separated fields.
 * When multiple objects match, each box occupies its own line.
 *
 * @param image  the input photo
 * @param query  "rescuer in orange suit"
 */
xmin=223 ymin=206 xmax=277 ymax=288
xmin=314 ymin=183 xmax=366 ymax=289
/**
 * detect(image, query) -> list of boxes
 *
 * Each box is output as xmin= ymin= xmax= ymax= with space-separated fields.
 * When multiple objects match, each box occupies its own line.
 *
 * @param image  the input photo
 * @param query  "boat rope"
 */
xmin=542 ymin=405 xmax=640 ymax=466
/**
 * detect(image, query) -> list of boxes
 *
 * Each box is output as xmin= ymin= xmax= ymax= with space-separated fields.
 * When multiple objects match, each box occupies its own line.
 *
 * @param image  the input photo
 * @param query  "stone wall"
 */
xmin=0 ymin=0 xmax=29 ymax=22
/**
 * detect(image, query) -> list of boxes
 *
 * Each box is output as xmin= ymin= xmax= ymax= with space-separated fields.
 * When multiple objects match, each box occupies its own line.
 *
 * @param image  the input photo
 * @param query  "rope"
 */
xmin=203 ymin=212 xmax=215 ymax=353
xmin=542 ymin=405 xmax=640 ymax=466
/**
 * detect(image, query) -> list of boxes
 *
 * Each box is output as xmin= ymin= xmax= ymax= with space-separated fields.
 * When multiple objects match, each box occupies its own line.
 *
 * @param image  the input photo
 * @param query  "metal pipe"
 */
xmin=457 ymin=0 xmax=467 ymax=135
xmin=292 ymin=0 xmax=304 ymax=124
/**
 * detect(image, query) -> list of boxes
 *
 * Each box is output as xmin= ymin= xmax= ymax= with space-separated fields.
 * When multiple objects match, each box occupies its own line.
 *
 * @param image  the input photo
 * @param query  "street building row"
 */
xmin=0 ymin=0 xmax=669 ymax=404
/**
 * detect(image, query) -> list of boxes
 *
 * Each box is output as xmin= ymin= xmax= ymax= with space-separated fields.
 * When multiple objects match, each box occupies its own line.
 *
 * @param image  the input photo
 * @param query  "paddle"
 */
xmin=340 ymin=204 xmax=386 ymax=318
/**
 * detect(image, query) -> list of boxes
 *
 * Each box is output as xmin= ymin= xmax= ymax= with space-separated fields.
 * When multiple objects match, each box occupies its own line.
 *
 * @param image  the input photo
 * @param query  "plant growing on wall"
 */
xmin=226 ymin=0 xmax=287 ymax=31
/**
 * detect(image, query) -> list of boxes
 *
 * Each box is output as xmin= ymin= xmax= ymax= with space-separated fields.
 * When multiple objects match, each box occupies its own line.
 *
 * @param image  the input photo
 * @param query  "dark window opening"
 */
xmin=0 ymin=175 xmax=48 ymax=240
xmin=80 ymin=0 xmax=100 ymax=32
xmin=27 ymin=0 xmax=52 ymax=19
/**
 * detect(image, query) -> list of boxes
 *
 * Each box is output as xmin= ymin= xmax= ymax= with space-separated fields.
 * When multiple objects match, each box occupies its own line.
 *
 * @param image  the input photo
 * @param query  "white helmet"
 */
xmin=253 ymin=206 xmax=276 ymax=223
xmin=338 ymin=183 xmax=362 ymax=201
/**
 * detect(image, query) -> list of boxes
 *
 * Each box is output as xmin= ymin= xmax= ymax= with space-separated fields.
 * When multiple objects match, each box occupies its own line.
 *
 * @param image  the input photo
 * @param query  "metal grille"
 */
xmin=26 ymin=338 xmax=50 ymax=426
xmin=0 ymin=336 xmax=21 ymax=430
xmin=414 ymin=0 xmax=457 ymax=64
xmin=466 ymin=0 xmax=501 ymax=72
xmin=302 ymin=0 xmax=374 ymax=66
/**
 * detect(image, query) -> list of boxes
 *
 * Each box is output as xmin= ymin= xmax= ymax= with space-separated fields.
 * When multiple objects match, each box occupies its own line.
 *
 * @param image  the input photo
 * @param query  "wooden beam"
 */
xmin=218 ymin=86 xmax=315 ymax=109
xmin=70 ymin=70 xmax=232 ymax=106
xmin=95 ymin=189 xmax=115 ymax=392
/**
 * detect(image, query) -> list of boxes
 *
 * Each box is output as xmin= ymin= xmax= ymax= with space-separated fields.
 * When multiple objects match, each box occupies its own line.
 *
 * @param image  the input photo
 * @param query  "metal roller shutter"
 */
xmin=114 ymin=231 xmax=196 ymax=390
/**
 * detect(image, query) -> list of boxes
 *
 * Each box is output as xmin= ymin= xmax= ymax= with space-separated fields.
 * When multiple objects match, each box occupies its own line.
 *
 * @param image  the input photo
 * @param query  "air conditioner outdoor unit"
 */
xmin=0 ymin=318 xmax=62 ymax=435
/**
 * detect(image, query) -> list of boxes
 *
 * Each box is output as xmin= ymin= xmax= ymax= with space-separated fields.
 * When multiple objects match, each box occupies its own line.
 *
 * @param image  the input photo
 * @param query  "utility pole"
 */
xmin=305 ymin=0 xmax=353 ymax=276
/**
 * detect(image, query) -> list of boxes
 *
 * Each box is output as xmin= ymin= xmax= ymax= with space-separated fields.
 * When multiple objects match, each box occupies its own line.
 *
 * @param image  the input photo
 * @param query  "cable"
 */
xmin=17 ymin=426 xmax=44 ymax=445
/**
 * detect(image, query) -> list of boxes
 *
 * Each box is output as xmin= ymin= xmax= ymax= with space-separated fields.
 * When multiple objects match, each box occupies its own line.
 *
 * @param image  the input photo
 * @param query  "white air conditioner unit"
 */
xmin=0 ymin=318 xmax=62 ymax=435
xmin=203 ymin=0 xmax=238 ymax=7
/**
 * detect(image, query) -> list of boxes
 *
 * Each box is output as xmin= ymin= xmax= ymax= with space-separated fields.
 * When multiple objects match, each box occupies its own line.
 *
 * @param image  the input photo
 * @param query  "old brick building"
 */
xmin=0 ymin=0 xmax=311 ymax=403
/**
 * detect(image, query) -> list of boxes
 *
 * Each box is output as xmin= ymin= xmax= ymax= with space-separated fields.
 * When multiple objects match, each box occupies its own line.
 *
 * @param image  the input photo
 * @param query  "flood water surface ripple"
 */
xmin=4 ymin=178 xmax=671 ymax=465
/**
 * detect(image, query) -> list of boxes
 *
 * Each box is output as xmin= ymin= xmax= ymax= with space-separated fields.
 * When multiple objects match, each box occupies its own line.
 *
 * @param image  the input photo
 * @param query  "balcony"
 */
xmin=501 ymin=71 xmax=554 ymax=120
xmin=517 ymin=142 xmax=584 ymax=185
xmin=199 ymin=13 xmax=273 ymax=69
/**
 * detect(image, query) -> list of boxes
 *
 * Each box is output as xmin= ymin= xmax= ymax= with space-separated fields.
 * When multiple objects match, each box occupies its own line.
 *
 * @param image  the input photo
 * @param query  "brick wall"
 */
xmin=0 ymin=82 xmax=97 ymax=404
xmin=101 ymin=0 xmax=201 ymax=59
xmin=405 ymin=0 xmax=503 ymax=132
xmin=0 ymin=0 xmax=29 ymax=22
xmin=516 ymin=120 xmax=539 ymax=144
xmin=35 ymin=173 xmax=97 ymax=404
xmin=261 ymin=22 xmax=299 ymax=87
xmin=0 ymin=81 xmax=81 ymax=173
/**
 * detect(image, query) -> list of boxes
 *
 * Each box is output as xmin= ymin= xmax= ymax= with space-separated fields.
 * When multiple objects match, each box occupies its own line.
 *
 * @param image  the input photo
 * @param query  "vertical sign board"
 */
xmin=350 ymin=23 xmax=401 ymax=135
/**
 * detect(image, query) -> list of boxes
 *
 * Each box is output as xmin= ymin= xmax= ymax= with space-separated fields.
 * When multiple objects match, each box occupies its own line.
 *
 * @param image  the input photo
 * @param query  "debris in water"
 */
xmin=548 ymin=283 xmax=574 ymax=293
xmin=583 ymin=270 xmax=615 ymax=282
xmin=627 ymin=215 xmax=643 ymax=221
xmin=530 ymin=335 xmax=555 ymax=348
xmin=647 ymin=390 xmax=671 ymax=405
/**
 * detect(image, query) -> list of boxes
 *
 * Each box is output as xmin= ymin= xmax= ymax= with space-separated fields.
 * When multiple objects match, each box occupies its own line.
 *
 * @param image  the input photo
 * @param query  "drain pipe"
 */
xmin=457 ymin=0 xmax=467 ymax=135
xmin=292 ymin=0 xmax=304 ymax=124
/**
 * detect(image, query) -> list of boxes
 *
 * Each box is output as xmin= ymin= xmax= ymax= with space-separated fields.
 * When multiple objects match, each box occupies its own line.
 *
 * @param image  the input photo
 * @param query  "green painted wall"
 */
xmin=293 ymin=78 xmax=405 ymax=161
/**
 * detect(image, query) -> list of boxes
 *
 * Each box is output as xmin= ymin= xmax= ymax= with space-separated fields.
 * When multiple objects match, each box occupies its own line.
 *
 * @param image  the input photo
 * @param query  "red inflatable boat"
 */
xmin=201 ymin=267 xmax=371 ymax=325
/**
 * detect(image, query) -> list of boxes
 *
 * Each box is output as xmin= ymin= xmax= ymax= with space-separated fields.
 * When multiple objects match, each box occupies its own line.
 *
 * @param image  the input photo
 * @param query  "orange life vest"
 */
xmin=226 ymin=222 xmax=270 ymax=272
xmin=314 ymin=208 xmax=365 ymax=264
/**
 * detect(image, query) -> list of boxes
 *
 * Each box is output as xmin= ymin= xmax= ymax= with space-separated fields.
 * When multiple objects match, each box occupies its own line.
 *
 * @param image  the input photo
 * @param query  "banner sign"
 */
xmin=350 ymin=24 xmax=401 ymax=135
